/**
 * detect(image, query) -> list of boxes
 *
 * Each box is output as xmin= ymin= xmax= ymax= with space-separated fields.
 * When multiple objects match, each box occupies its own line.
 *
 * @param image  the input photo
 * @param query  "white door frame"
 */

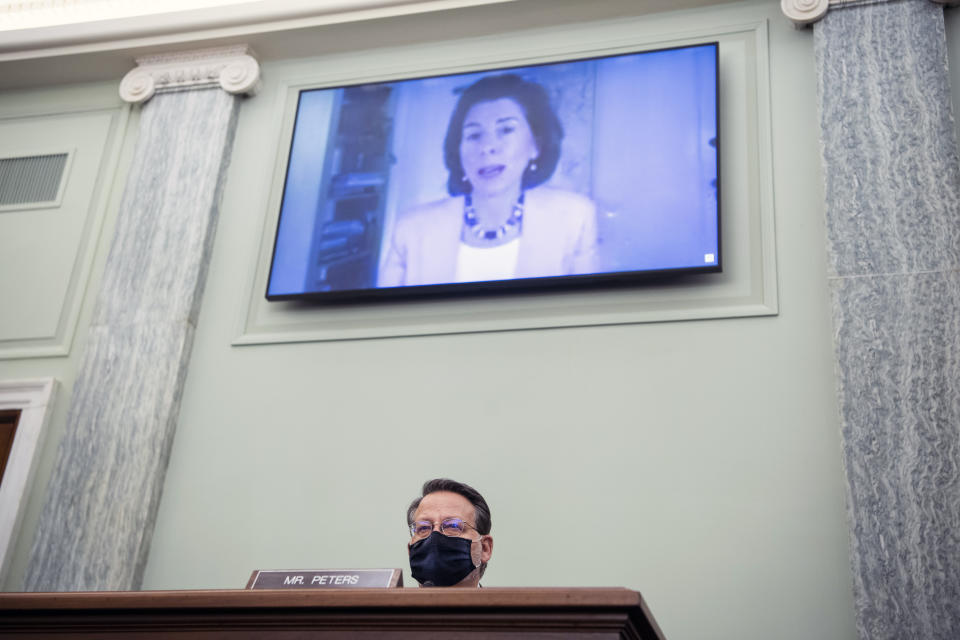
xmin=0 ymin=378 xmax=56 ymax=586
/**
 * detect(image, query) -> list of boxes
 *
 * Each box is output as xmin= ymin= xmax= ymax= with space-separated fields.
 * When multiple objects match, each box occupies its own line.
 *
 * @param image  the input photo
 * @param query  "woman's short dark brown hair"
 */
xmin=443 ymin=74 xmax=564 ymax=196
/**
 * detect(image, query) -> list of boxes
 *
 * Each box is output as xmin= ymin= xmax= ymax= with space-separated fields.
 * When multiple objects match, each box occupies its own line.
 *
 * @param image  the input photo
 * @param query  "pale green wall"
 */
xmin=0 ymin=2 xmax=858 ymax=639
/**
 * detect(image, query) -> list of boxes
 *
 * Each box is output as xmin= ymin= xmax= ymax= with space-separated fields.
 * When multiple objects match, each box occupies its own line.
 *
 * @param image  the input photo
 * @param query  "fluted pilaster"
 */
xmin=24 ymin=47 xmax=256 ymax=591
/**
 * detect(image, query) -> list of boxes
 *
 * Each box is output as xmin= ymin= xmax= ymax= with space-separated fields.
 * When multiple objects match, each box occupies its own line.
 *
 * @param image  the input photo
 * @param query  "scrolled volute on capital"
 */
xmin=119 ymin=45 xmax=260 ymax=104
xmin=783 ymin=0 xmax=960 ymax=27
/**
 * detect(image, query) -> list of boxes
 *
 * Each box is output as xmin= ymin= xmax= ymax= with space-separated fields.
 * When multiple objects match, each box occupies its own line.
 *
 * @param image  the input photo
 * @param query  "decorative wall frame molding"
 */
xmin=782 ymin=0 xmax=960 ymax=26
xmin=119 ymin=45 xmax=260 ymax=103
xmin=234 ymin=18 xmax=780 ymax=345
xmin=0 ymin=378 xmax=56 ymax=587
xmin=0 ymin=103 xmax=129 ymax=361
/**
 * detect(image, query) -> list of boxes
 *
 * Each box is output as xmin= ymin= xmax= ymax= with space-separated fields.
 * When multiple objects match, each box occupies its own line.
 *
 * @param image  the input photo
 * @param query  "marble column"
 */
xmin=24 ymin=47 xmax=259 ymax=591
xmin=801 ymin=1 xmax=960 ymax=638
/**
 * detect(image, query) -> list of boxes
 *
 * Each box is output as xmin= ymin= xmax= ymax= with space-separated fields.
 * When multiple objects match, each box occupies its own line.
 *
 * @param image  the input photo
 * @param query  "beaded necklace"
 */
xmin=462 ymin=192 xmax=524 ymax=242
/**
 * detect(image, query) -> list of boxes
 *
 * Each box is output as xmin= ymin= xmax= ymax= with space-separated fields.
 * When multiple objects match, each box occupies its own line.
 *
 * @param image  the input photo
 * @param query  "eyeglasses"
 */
xmin=409 ymin=517 xmax=478 ymax=540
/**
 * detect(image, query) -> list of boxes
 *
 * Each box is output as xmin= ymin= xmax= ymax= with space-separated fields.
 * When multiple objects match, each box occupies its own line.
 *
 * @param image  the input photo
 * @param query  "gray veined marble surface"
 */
xmin=830 ymin=271 xmax=960 ymax=639
xmin=816 ymin=0 xmax=960 ymax=279
xmin=25 ymin=88 xmax=239 ymax=591
xmin=815 ymin=1 xmax=960 ymax=638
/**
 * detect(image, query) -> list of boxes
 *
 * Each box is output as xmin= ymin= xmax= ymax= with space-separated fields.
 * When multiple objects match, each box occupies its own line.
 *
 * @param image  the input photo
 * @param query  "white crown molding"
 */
xmin=119 ymin=44 xmax=260 ymax=103
xmin=0 ymin=0 xmax=261 ymax=31
xmin=0 ymin=1 xmax=259 ymax=31
xmin=783 ymin=0 xmax=960 ymax=27
xmin=0 ymin=0 xmax=516 ymax=61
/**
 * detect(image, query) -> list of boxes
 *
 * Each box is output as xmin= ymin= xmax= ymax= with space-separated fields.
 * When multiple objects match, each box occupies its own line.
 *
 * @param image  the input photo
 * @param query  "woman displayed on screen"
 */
xmin=378 ymin=74 xmax=599 ymax=288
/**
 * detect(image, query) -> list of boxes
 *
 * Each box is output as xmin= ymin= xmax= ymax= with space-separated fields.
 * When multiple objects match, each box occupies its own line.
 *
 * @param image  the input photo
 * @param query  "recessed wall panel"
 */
xmin=0 ymin=108 xmax=126 ymax=359
xmin=235 ymin=19 xmax=777 ymax=344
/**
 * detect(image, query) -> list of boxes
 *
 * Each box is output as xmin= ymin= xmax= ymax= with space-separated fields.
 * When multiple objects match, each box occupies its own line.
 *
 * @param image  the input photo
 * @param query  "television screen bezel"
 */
xmin=265 ymin=41 xmax=721 ymax=305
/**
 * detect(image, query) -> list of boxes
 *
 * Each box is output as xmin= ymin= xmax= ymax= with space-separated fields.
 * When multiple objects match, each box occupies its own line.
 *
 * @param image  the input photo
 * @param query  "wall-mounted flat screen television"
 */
xmin=266 ymin=42 xmax=719 ymax=302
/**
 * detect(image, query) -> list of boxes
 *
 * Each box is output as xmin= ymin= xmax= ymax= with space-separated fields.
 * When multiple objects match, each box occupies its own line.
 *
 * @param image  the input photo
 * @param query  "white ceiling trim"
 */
xmin=0 ymin=0 xmax=516 ymax=61
xmin=0 ymin=0 xmax=262 ymax=31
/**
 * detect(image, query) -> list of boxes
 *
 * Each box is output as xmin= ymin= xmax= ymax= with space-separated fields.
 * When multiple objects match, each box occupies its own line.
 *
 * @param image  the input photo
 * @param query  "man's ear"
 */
xmin=480 ymin=535 xmax=493 ymax=563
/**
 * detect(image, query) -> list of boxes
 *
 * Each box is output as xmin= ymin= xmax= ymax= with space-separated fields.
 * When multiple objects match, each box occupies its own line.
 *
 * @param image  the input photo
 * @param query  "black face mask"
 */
xmin=408 ymin=531 xmax=478 ymax=586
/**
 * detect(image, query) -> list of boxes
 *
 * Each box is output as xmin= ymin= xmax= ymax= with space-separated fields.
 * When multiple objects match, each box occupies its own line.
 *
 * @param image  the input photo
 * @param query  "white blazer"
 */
xmin=378 ymin=186 xmax=600 ymax=287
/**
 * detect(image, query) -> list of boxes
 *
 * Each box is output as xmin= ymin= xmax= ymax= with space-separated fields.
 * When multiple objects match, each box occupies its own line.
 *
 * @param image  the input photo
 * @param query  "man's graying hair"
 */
xmin=406 ymin=478 xmax=492 ymax=535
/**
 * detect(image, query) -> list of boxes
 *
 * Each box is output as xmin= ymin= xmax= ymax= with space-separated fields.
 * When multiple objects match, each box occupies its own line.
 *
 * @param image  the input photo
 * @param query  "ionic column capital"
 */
xmin=119 ymin=44 xmax=260 ymax=104
xmin=783 ymin=0 xmax=960 ymax=28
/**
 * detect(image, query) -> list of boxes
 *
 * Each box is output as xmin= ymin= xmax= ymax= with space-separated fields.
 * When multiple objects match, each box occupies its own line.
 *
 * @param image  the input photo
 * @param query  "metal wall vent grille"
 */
xmin=0 ymin=153 xmax=68 ymax=207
